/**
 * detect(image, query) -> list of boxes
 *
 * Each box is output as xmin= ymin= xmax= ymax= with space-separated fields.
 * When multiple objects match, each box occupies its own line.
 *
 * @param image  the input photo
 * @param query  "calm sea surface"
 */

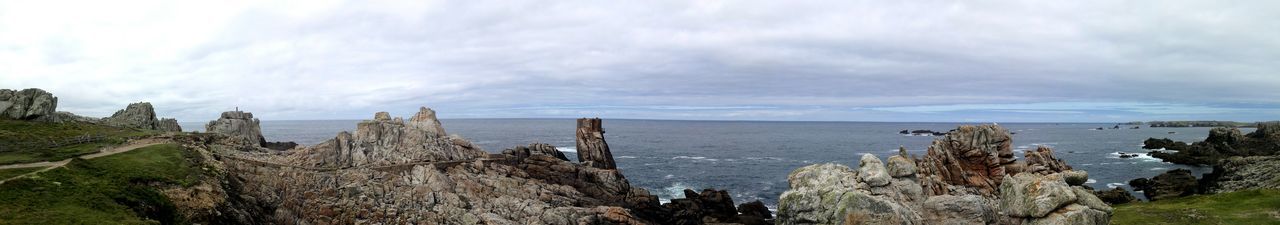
xmin=181 ymin=119 xmax=1229 ymax=209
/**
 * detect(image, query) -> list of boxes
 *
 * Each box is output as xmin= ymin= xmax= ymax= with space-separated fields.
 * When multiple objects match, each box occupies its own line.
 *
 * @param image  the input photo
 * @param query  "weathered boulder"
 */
xmin=576 ymin=118 xmax=617 ymax=169
xmin=1061 ymin=170 xmax=1089 ymax=186
xmin=205 ymin=111 xmax=265 ymax=146
xmin=736 ymin=200 xmax=772 ymax=220
xmin=1206 ymin=127 xmax=1244 ymax=145
xmin=1023 ymin=146 xmax=1073 ymax=175
xmin=920 ymin=194 xmax=995 ymax=225
xmin=917 ymin=124 xmax=1016 ymax=197
xmin=1128 ymin=169 xmax=1199 ymax=201
xmin=501 ymin=143 xmax=569 ymax=161
xmin=859 ymin=154 xmax=892 ymax=187
xmin=999 ymin=173 xmax=1078 ymax=218
xmin=0 ymin=88 xmax=58 ymax=121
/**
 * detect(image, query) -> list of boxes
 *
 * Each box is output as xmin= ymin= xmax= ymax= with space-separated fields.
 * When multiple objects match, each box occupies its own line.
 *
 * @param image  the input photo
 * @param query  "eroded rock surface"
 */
xmin=102 ymin=102 xmax=159 ymax=129
xmin=285 ymin=108 xmax=486 ymax=167
xmin=777 ymin=124 xmax=1110 ymax=225
xmin=205 ymin=111 xmax=265 ymax=146
xmin=1128 ymin=169 xmax=1199 ymax=201
xmin=1200 ymin=156 xmax=1280 ymax=193
xmin=577 ymin=118 xmax=617 ymax=169
xmin=0 ymin=88 xmax=58 ymax=121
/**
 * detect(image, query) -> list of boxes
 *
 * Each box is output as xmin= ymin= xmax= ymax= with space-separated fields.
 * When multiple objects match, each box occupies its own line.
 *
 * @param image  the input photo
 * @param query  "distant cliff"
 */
xmin=1146 ymin=121 xmax=1251 ymax=128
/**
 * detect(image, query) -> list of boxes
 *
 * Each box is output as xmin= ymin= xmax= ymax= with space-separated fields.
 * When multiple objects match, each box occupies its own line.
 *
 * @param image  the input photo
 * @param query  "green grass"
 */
xmin=1112 ymin=189 xmax=1280 ymax=225
xmin=0 ymin=167 xmax=45 ymax=180
xmin=0 ymin=143 xmax=203 ymax=225
xmin=0 ymin=119 xmax=157 ymax=165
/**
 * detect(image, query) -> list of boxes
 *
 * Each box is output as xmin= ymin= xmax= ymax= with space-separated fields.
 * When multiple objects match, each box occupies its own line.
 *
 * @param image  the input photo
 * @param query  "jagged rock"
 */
xmin=917 ymin=124 xmax=1016 ymax=197
xmin=1206 ymin=127 xmax=1244 ymax=145
xmin=1128 ymin=169 xmax=1198 ymax=201
xmin=177 ymin=111 xmax=669 ymax=224
xmin=1023 ymin=146 xmax=1073 ymax=175
xmin=288 ymin=108 xmax=487 ymax=167
xmin=576 ymin=118 xmax=617 ymax=169
xmin=1147 ymin=123 xmax=1280 ymax=166
xmin=780 ymin=124 xmax=1109 ymax=225
xmin=0 ymin=88 xmax=58 ymax=121
xmin=157 ymin=118 xmax=182 ymax=132
xmin=736 ymin=200 xmax=772 ymax=219
xmin=1200 ymin=156 xmax=1280 ymax=193
xmin=102 ymin=102 xmax=159 ymax=129
xmin=49 ymin=111 xmax=100 ymax=123
xmin=662 ymin=189 xmax=739 ymax=223
xmin=1093 ymin=187 xmax=1136 ymax=205
xmin=206 ymin=111 xmax=265 ymax=146
xmin=501 ymin=143 xmax=569 ymax=161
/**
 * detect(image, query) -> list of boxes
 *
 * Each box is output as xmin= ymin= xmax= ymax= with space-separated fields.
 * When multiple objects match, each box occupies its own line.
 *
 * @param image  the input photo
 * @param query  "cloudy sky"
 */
xmin=2 ymin=0 xmax=1279 ymax=122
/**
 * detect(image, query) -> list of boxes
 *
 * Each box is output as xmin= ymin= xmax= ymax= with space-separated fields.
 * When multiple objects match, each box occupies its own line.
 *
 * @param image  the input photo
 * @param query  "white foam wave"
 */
xmin=1149 ymin=167 xmax=1166 ymax=171
xmin=618 ymin=156 xmax=637 ymax=159
xmin=1085 ymin=179 xmax=1097 ymax=184
xmin=555 ymin=147 xmax=576 ymax=153
xmin=664 ymin=174 xmax=675 ymax=179
xmin=1107 ymin=183 xmax=1126 ymax=188
xmin=1107 ymin=152 xmax=1162 ymax=162
xmin=657 ymin=183 xmax=695 ymax=204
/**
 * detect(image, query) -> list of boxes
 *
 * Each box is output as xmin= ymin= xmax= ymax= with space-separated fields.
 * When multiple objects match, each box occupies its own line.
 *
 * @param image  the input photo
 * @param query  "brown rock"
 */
xmin=576 ymin=118 xmax=617 ymax=169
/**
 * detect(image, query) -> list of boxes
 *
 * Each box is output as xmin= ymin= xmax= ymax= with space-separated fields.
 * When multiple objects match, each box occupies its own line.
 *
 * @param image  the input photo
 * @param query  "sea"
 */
xmin=180 ymin=119 xmax=1232 ymax=210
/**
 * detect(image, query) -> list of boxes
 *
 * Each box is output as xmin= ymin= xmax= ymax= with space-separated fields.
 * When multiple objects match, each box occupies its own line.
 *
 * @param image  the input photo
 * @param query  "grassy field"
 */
xmin=0 ymin=167 xmax=45 ymax=180
xmin=0 ymin=143 xmax=202 ymax=225
xmin=0 ymin=119 xmax=157 ymax=165
xmin=1112 ymin=189 xmax=1280 ymax=225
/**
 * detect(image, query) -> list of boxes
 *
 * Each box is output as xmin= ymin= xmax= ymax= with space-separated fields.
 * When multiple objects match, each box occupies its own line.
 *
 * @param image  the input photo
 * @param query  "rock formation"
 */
xmin=1128 ymin=169 xmax=1199 ymax=201
xmin=577 ymin=118 xmax=617 ymax=169
xmin=1146 ymin=122 xmax=1280 ymax=166
xmin=205 ymin=111 xmax=265 ymax=146
xmin=0 ymin=88 xmax=58 ymax=121
xmin=101 ymin=102 xmax=183 ymax=131
xmin=1093 ymin=187 xmax=1136 ymax=205
xmin=1199 ymin=155 xmax=1280 ymax=193
xmin=286 ymin=108 xmax=486 ymax=167
xmin=777 ymin=124 xmax=1111 ymax=225
xmin=172 ymin=108 xmax=716 ymax=224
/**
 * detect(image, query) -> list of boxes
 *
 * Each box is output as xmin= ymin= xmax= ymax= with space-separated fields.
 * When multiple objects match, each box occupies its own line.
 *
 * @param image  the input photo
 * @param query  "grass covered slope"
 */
xmin=0 ymin=143 xmax=202 ymax=225
xmin=0 ymin=167 xmax=45 ymax=180
xmin=0 ymin=119 xmax=157 ymax=165
xmin=1112 ymin=189 xmax=1280 ymax=225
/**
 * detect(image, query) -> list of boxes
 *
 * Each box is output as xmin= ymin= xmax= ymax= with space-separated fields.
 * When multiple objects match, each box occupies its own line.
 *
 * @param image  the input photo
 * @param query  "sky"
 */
xmin=2 ymin=0 xmax=1279 ymax=123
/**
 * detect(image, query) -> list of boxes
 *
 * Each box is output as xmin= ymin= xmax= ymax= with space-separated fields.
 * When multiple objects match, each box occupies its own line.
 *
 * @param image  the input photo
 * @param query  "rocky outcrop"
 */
xmin=777 ymin=124 xmax=1110 ymax=225
xmin=1147 ymin=123 xmax=1280 ymax=166
xmin=0 ymin=88 xmax=58 ymax=121
xmin=176 ymin=108 xmax=673 ymax=224
xmin=205 ymin=111 xmax=265 ymax=146
xmin=1142 ymin=138 xmax=1187 ymax=150
xmin=157 ymin=118 xmax=182 ymax=132
xmin=577 ymin=118 xmax=617 ymax=169
xmin=917 ymin=124 xmax=1016 ymax=197
xmin=286 ymin=108 xmax=487 ymax=167
xmin=1128 ymin=169 xmax=1199 ymax=201
xmin=101 ymin=102 xmax=182 ymax=131
xmin=1200 ymin=156 xmax=1280 ymax=193
xmin=1093 ymin=187 xmax=1136 ymax=205
xmin=102 ymin=102 xmax=159 ymax=129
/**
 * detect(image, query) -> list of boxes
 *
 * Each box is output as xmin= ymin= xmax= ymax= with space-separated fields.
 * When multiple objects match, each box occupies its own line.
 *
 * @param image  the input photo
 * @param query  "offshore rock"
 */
xmin=287 ymin=107 xmax=487 ymax=167
xmin=0 ymin=88 xmax=58 ymax=121
xmin=205 ymin=111 xmax=265 ymax=147
xmin=577 ymin=118 xmax=617 ymax=169
xmin=1128 ymin=169 xmax=1198 ymax=201
xmin=917 ymin=124 xmax=1016 ymax=197
xmin=1142 ymin=138 xmax=1187 ymax=150
xmin=1148 ymin=123 xmax=1280 ymax=166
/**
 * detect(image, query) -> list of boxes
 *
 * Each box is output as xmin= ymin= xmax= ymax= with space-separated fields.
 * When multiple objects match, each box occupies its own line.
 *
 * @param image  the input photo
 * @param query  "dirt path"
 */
xmin=0 ymin=138 xmax=170 ymax=184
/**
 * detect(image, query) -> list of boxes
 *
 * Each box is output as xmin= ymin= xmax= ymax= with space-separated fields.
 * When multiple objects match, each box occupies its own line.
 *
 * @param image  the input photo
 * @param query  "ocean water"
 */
xmin=180 ymin=119 xmax=1230 ymax=209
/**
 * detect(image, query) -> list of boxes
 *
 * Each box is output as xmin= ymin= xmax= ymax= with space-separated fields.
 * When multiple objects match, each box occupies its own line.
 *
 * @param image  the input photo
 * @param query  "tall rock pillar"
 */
xmin=576 ymin=118 xmax=617 ymax=169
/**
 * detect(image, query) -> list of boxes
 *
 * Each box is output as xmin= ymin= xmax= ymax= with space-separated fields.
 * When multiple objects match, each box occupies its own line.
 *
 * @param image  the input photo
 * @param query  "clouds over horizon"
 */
xmin=2 ymin=0 xmax=1279 ymax=122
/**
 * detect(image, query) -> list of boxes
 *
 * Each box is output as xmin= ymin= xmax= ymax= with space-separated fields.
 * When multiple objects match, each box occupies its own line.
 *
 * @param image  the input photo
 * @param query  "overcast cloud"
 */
xmin=2 ymin=0 xmax=1279 ymax=122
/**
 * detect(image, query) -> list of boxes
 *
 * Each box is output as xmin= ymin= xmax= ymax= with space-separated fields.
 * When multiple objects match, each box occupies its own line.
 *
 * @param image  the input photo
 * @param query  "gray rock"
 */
xmin=1025 ymin=204 xmax=1109 ymax=225
xmin=206 ymin=110 xmax=265 ymax=146
xmin=999 ymin=173 xmax=1077 ymax=218
xmin=102 ymin=102 xmax=158 ymax=129
xmin=0 ymin=88 xmax=58 ymax=121
xmin=157 ymin=118 xmax=182 ymax=132
xmin=859 ymin=154 xmax=892 ymax=187
xmin=1071 ymin=186 xmax=1112 ymax=213
xmin=886 ymin=155 xmax=916 ymax=178
xmin=575 ymin=118 xmax=617 ymax=169
xmin=1062 ymin=170 xmax=1089 ymax=186
xmin=922 ymin=194 xmax=995 ymax=225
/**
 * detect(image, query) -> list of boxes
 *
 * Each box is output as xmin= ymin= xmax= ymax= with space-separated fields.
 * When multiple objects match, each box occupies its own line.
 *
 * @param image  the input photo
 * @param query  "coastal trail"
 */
xmin=0 ymin=138 xmax=171 ymax=184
